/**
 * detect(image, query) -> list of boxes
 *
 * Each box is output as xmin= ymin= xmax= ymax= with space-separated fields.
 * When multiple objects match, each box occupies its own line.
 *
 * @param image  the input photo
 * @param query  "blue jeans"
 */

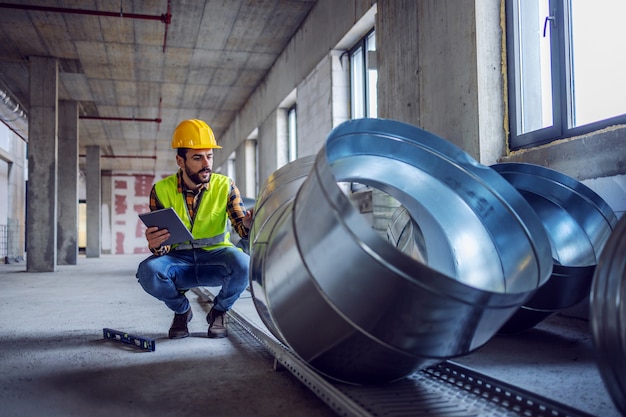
xmin=136 ymin=247 xmax=250 ymax=314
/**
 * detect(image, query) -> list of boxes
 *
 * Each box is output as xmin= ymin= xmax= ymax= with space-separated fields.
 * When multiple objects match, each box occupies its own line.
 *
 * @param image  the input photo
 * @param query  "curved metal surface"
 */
xmin=249 ymin=155 xmax=316 ymax=341
xmin=590 ymin=214 xmax=626 ymax=415
xmin=491 ymin=163 xmax=617 ymax=333
xmin=386 ymin=205 xmax=427 ymax=264
xmin=250 ymin=118 xmax=553 ymax=384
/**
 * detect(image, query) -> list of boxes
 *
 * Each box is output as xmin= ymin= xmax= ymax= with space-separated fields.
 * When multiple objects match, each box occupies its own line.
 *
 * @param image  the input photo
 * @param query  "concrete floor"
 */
xmin=0 ymin=254 xmax=621 ymax=417
xmin=0 ymin=254 xmax=336 ymax=417
xmin=454 ymin=313 xmax=620 ymax=416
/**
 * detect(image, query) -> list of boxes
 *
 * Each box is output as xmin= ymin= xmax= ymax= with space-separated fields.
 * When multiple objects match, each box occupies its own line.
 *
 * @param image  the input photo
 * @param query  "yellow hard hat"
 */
xmin=171 ymin=119 xmax=222 ymax=149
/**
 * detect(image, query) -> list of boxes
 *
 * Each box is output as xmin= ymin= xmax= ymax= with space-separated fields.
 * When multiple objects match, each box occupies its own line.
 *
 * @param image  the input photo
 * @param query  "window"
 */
xmin=287 ymin=105 xmax=297 ymax=162
xmin=506 ymin=0 xmax=626 ymax=149
xmin=350 ymin=29 xmax=377 ymax=119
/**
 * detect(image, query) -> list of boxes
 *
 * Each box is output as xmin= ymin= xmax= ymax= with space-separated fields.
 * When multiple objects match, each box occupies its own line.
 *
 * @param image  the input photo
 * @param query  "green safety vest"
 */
xmin=154 ymin=172 xmax=233 ymax=251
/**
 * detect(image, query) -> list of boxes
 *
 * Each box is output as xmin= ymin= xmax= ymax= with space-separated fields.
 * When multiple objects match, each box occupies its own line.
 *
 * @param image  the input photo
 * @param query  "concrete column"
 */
xmin=376 ymin=1 xmax=421 ymax=126
xmin=100 ymin=170 xmax=112 ymax=255
xmin=26 ymin=56 xmax=58 ymax=272
xmin=57 ymin=101 xmax=79 ymax=265
xmin=377 ymin=0 xmax=497 ymax=162
xmin=85 ymin=146 xmax=100 ymax=258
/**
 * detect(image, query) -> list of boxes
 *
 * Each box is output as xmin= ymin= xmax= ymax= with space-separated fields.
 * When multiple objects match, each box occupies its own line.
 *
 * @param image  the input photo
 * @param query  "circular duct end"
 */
xmin=492 ymin=163 xmax=617 ymax=333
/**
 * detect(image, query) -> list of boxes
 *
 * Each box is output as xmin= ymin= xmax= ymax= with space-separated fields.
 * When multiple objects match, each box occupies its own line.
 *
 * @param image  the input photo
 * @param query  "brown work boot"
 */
xmin=206 ymin=307 xmax=228 ymax=338
xmin=168 ymin=308 xmax=193 ymax=339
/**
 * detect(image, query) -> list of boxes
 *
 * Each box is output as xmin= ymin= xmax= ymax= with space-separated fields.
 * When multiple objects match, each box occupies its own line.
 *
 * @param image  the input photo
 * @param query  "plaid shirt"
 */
xmin=149 ymin=170 xmax=249 ymax=255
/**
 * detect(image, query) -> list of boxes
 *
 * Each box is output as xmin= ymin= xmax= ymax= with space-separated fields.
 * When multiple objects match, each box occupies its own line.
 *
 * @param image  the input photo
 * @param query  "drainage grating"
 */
xmin=423 ymin=362 xmax=595 ymax=417
xmin=193 ymin=288 xmax=594 ymax=417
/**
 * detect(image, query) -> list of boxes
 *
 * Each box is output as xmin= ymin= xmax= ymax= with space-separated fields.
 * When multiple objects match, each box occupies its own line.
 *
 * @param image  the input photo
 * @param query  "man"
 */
xmin=136 ymin=119 xmax=253 ymax=339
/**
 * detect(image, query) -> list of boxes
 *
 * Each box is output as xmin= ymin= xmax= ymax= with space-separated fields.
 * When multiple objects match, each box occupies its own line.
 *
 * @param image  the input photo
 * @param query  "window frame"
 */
xmin=287 ymin=105 xmax=297 ymax=162
xmin=349 ymin=28 xmax=377 ymax=119
xmin=506 ymin=0 xmax=626 ymax=150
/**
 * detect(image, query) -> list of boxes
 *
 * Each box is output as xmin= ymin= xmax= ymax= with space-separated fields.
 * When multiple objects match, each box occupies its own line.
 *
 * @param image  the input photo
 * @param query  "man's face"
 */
xmin=177 ymin=149 xmax=214 ymax=186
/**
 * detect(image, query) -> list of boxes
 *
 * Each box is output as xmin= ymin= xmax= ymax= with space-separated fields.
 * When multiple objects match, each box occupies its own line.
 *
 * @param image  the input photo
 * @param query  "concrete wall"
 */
xmin=297 ymin=50 xmax=351 ymax=159
xmin=296 ymin=54 xmax=335 ymax=158
xmin=377 ymin=0 xmax=505 ymax=165
xmin=378 ymin=0 xmax=624 ymax=221
xmin=257 ymin=109 xmax=281 ymax=189
xmin=215 ymin=0 xmax=376 ymax=167
xmin=253 ymin=50 xmax=350 ymax=189
xmin=501 ymin=126 xmax=626 ymax=219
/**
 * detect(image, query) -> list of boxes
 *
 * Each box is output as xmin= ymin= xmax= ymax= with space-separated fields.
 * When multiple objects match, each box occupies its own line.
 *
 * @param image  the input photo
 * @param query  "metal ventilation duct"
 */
xmin=590 ymin=214 xmax=626 ymax=415
xmin=249 ymin=154 xmax=316 ymax=340
xmin=491 ymin=163 xmax=617 ymax=333
xmin=250 ymin=118 xmax=553 ymax=384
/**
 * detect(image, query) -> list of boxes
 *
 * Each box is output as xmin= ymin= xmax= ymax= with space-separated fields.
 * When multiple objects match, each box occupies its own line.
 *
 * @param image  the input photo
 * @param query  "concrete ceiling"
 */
xmin=0 ymin=0 xmax=318 ymax=173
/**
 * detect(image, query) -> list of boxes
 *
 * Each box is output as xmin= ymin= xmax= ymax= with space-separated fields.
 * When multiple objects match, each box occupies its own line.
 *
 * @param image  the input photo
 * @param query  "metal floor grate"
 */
xmin=194 ymin=288 xmax=595 ymax=417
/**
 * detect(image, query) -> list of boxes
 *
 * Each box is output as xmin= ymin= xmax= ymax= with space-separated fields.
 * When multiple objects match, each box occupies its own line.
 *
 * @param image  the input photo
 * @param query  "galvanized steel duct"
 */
xmin=491 ymin=163 xmax=617 ymax=333
xmin=249 ymin=154 xmax=316 ymax=340
xmin=590 ymin=214 xmax=626 ymax=415
xmin=250 ymin=118 xmax=553 ymax=384
xmin=388 ymin=163 xmax=618 ymax=334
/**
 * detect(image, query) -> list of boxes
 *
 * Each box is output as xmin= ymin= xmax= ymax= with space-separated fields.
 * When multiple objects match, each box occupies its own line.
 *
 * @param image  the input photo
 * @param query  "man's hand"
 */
xmin=145 ymin=226 xmax=170 ymax=249
xmin=243 ymin=208 xmax=254 ymax=230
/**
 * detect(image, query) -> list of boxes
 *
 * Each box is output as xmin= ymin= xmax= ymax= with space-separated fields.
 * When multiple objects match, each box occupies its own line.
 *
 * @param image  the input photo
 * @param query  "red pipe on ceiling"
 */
xmin=79 ymin=116 xmax=161 ymax=123
xmin=79 ymin=155 xmax=157 ymax=159
xmin=162 ymin=0 xmax=171 ymax=53
xmin=0 ymin=2 xmax=172 ymax=52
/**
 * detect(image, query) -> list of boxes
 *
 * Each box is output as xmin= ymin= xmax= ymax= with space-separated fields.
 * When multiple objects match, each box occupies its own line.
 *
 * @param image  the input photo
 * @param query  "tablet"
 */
xmin=139 ymin=207 xmax=194 ymax=246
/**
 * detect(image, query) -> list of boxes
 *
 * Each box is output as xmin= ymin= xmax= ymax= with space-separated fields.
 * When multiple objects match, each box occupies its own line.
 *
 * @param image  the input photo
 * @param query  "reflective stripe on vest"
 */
xmin=172 ymin=233 xmax=227 ymax=250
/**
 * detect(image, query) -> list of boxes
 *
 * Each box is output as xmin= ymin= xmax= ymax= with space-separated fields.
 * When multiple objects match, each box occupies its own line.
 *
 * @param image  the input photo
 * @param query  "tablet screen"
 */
xmin=139 ymin=208 xmax=194 ymax=245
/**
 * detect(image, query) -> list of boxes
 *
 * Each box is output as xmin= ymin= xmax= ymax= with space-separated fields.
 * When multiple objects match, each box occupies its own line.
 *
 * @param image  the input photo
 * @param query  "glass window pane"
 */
xmin=287 ymin=107 xmax=297 ymax=162
xmin=570 ymin=0 xmax=626 ymax=126
xmin=351 ymin=46 xmax=365 ymax=119
xmin=515 ymin=0 xmax=553 ymax=134
xmin=367 ymin=31 xmax=378 ymax=118
xmin=368 ymin=69 xmax=378 ymax=118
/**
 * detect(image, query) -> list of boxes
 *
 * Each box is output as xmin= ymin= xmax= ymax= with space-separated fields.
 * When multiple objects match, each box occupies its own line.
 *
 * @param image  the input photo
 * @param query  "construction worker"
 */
xmin=136 ymin=119 xmax=253 ymax=339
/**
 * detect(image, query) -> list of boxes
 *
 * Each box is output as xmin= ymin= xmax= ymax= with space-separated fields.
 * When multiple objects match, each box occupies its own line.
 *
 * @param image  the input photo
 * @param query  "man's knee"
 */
xmin=231 ymin=250 xmax=250 ymax=276
xmin=136 ymin=257 xmax=161 ymax=291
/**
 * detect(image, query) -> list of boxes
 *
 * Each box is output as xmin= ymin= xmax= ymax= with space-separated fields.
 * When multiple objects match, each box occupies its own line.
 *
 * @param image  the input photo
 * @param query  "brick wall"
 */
xmin=110 ymin=173 xmax=163 ymax=254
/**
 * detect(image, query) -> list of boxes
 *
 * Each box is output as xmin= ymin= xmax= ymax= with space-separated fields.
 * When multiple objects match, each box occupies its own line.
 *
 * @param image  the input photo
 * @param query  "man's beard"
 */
xmin=186 ymin=166 xmax=211 ymax=184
